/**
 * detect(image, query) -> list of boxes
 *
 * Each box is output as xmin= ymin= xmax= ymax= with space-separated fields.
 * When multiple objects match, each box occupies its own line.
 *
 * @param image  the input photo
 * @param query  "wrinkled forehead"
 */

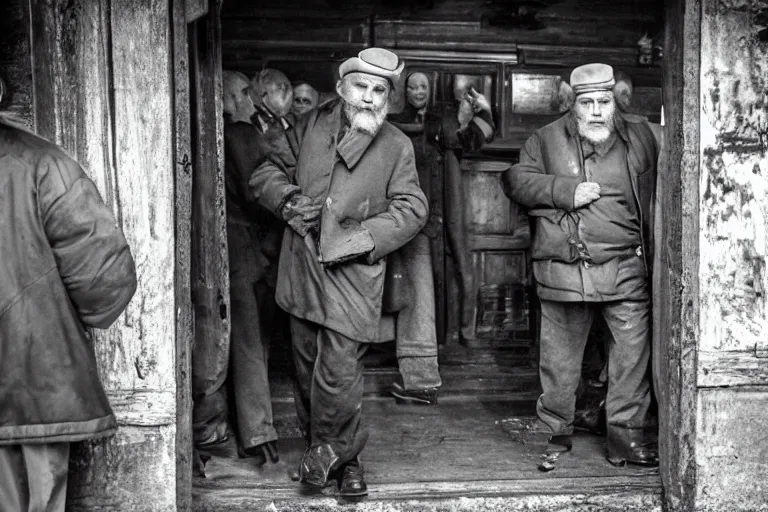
xmin=344 ymin=72 xmax=390 ymax=90
xmin=576 ymin=90 xmax=614 ymax=102
xmin=407 ymin=73 xmax=429 ymax=88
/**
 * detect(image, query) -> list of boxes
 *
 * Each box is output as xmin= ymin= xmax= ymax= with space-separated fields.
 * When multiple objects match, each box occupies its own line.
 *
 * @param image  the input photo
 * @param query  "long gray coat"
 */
xmin=251 ymin=100 xmax=428 ymax=342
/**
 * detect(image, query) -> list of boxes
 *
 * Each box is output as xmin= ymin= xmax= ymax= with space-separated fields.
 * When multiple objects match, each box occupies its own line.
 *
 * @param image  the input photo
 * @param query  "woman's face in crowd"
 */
xmin=406 ymin=73 xmax=430 ymax=109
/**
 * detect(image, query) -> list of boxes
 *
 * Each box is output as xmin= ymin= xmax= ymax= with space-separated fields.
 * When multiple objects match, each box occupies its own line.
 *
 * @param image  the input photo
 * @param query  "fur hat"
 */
xmin=338 ymin=48 xmax=405 ymax=87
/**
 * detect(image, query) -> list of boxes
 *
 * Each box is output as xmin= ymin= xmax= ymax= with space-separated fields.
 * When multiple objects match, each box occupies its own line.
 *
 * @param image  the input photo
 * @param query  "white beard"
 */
xmin=578 ymin=122 xmax=614 ymax=145
xmin=343 ymin=100 xmax=389 ymax=136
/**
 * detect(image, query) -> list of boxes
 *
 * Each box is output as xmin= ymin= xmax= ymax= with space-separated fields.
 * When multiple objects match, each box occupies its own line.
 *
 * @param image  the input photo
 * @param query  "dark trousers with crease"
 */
xmin=536 ymin=299 xmax=652 ymax=437
xmin=228 ymin=223 xmax=279 ymax=449
xmin=290 ymin=316 xmax=369 ymax=465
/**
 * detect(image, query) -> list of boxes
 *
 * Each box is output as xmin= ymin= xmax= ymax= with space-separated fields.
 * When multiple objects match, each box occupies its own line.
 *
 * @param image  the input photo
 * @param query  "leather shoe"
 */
xmin=606 ymin=427 xmax=659 ymax=467
xmin=606 ymin=443 xmax=659 ymax=467
xmin=390 ymin=381 xmax=438 ymax=406
xmin=338 ymin=458 xmax=368 ymax=498
xmin=299 ymin=444 xmax=339 ymax=487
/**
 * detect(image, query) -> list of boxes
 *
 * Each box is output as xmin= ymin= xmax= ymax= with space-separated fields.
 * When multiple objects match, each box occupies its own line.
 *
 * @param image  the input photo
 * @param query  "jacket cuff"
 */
xmin=552 ymin=176 xmax=581 ymax=211
xmin=276 ymin=187 xmax=302 ymax=218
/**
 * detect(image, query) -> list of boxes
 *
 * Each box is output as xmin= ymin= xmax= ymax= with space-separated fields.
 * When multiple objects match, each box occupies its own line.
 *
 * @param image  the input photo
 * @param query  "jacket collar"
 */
xmin=253 ymin=105 xmax=290 ymax=133
xmin=333 ymin=101 xmax=375 ymax=170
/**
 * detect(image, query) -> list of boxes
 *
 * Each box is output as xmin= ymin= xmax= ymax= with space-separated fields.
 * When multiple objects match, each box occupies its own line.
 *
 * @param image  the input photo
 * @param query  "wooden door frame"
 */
xmin=176 ymin=0 xmax=700 ymax=510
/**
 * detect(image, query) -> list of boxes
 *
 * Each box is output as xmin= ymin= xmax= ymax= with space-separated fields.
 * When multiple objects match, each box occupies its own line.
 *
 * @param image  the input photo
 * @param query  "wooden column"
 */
xmin=30 ymin=0 xmax=183 ymax=509
xmin=694 ymin=0 xmax=768 ymax=508
xmin=654 ymin=0 xmax=700 ymax=509
xmin=660 ymin=0 xmax=768 ymax=509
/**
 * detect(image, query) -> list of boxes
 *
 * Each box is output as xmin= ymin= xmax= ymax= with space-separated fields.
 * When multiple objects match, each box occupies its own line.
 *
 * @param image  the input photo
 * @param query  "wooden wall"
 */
xmin=27 ymin=0 xmax=189 ymax=509
xmin=219 ymin=0 xmax=663 ymax=152
xmin=694 ymin=0 xmax=768 ymax=508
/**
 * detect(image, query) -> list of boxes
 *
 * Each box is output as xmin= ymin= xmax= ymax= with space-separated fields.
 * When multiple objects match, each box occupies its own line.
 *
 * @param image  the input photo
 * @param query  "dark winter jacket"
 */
xmin=502 ymin=113 xmax=658 ymax=301
xmin=0 ymin=120 xmax=137 ymax=445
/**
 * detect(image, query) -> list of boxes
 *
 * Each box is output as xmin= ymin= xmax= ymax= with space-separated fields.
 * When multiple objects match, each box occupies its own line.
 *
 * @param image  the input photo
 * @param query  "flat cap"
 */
xmin=570 ymin=63 xmax=615 ymax=95
xmin=338 ymin=48 xmax=404 ymax=85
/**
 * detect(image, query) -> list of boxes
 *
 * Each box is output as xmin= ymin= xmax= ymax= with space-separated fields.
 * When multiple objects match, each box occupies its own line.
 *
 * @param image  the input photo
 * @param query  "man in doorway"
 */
xmin=291 ymin=81 xmax=320 ymax=119
xmin=502 ymin=63 xmax=659 ymax=471
xmin=0 ymin=111 xmax=137 ymax=508
xmin=250 ymin=48 xmax=427 ymax=497
xmin=194 ymin=69 xmax=297 ymax=466
xmin=387 ymin=71 xmax=494 ymax=405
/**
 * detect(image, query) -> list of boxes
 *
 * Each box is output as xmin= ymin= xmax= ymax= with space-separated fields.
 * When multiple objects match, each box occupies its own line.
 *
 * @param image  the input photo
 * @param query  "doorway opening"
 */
xmin=189 ymin=0 xmax=667 ymax=508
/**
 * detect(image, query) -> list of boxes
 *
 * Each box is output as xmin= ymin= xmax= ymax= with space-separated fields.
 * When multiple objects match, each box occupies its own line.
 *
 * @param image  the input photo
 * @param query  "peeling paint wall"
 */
xmin=700 ymin=0 xmax=768 ymax=352
xmin=696 ymin=0 xmax=768 ymax=509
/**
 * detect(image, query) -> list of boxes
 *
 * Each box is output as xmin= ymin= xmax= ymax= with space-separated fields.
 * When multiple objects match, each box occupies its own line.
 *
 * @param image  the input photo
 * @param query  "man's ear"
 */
xmin=335 ymin=79 xmax=344 ymax=97
xmin=557 ymin=81 xmax=574 ymax=112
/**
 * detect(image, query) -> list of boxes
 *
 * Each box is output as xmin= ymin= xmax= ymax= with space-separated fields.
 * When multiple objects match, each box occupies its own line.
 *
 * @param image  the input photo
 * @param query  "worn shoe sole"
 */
xmin=390 ymin=387 xmax=438 ymax=406
xmin=606 ymin=455 xmax=659 ymax=468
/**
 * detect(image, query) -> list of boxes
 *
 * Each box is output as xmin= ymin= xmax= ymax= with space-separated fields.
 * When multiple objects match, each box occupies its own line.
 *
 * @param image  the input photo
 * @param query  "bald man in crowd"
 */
xmin=291 ymin=81 xmax=320 ymax=118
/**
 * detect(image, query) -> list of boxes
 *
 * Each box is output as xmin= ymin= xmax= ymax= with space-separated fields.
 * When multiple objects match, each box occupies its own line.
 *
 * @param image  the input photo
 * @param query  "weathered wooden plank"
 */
xmin=109 ymin=0 xmax=176 ymax=394
xmin=698 ymin=0 xmax=768 ymax=354
xmin=172 ymin=0 xmax=194 ymax=507
xmin=0 ymin=0 xmax=34 ymax=128
xmin=222 ymin=18 xmax=370 ymax=44
xmin=190 ymin=1 xmax=230 ymax=406
xmin=652 ymin=0 xmax=700 ymax=510
xmin=519 ymin=44 xmax=640 ymax=67
xmin=66 ymin=426 xmax=176 ymax=510
xmin=696 ymin=388 xmax=768 ymax=511
xmin=109 ymin=390 xmax=177 ymax=426
xmin=698 ymin=350 xmax=768 ymax=387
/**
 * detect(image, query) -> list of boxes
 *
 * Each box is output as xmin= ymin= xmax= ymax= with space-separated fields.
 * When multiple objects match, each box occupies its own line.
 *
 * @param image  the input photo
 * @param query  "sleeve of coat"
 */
xmin=37 ymin=153 xmax=137 ymax=329
xmin=249 ymin=158 xmax=301 ymax=217
xmin=501 ymin=133 xmax=581 ymax=211
xmin=362 ymin=138 xmax=428 ymax=262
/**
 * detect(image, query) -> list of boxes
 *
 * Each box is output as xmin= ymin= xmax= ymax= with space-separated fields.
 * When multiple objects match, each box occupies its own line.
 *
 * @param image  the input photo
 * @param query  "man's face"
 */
xmin=227 ymin=76 xmax=256 ymax=121
xmin=336 ymin=72 xmax=390 ymax=136
xmin=406 ymin=73 xmax=430 ymax=109
xmin=572 ymin=90 xmax=616 ymax=145
xmin=263 ymin=80 xmax=293 ymax=118
xmin=292 ymin=84 xmax=319 ymax=117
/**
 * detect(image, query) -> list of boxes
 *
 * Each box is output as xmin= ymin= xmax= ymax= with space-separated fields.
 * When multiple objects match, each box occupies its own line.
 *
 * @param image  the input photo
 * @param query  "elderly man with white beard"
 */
xmin=502 ymin=63 xmax=659 ymax=472
xmin=250 ymin=48 xmax=427 ymax=498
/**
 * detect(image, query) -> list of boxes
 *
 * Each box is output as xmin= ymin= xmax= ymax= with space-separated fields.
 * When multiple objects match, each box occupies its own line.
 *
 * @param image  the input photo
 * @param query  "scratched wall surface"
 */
xmin=696 ymin=1 xmax=768 ymax=510
xmin=30 ymin=0 xmax=178 ymax=509
xmin=699 ymin=0 xmax=768 ymax=353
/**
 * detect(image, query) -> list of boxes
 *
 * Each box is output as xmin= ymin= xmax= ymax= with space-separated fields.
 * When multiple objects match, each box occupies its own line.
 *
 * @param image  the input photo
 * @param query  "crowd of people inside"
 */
xmin=190 ymin=48 xmax=660 ymax=497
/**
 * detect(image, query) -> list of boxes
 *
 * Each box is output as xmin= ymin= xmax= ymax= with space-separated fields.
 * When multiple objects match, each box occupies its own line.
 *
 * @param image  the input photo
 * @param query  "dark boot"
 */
xmin=606 ymin=426 xmax=659 ymax=467
xmin=299 ymin=444 xmax=340 ymax=488
xmin=338 ymin=457 xmax=368 ymax=498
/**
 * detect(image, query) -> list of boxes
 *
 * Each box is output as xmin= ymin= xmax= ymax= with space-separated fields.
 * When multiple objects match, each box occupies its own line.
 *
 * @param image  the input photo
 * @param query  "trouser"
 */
xmin=192 ymin=223 xmax=279 ymax=448
xmin=0 ymin=443 xmax=69 ymax=512
xmin=290 ymin=316 xmax=369 ymax=466
xmin=536 ymin=299 xmax=652 ymax=438
xmin=227 ymin=223 xmax=279 ymax=450
xmin=396 ymin=233 xmax=441 ymax=390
